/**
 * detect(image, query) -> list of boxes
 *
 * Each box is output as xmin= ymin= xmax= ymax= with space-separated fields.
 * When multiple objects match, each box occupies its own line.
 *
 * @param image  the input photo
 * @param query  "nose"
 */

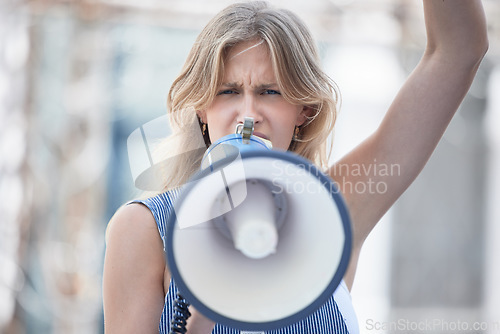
xmin=236 ymin=95 xmax=263 ymax=125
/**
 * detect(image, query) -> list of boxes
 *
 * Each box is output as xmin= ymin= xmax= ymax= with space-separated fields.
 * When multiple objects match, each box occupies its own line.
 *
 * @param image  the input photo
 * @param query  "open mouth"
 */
xmin=253 ymin=132 xmax=269 ymax=140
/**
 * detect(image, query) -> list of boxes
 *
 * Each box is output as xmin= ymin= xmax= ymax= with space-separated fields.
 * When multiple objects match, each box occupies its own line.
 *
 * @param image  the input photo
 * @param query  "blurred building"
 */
xmin=0 ymin=0 xmax=499 ymax=333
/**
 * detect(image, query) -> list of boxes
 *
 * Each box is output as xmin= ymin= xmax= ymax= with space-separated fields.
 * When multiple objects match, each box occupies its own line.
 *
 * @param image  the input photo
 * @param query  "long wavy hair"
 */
xmin=154 ymin=1 xmax=340 ymax=191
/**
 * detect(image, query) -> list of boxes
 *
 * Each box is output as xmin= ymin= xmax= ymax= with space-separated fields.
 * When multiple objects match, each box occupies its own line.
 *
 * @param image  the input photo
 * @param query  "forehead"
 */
xmin=223 ymin=40 xmax=276 ymax=81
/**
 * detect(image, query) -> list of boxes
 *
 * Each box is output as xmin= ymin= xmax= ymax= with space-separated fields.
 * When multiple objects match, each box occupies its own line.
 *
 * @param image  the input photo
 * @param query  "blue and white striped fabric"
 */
xmin=134 ymin=191 xmax=352 ymax=334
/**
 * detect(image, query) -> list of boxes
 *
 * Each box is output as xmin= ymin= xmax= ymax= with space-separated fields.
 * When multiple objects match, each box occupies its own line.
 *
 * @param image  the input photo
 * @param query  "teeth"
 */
xmin=253 ymin=135 xmax=273 ymax=149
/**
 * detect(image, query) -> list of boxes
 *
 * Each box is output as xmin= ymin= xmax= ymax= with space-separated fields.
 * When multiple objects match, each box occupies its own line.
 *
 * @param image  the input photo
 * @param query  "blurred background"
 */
xmin=0 ymin=0 xmax=499 ymax=333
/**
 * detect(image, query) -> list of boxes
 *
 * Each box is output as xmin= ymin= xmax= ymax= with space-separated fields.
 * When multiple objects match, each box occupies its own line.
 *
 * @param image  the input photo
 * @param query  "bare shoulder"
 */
xmin=104 ymin=202 xmax=165 ymax=283
xmin=106 ymin=202 xmax=159 ymax=244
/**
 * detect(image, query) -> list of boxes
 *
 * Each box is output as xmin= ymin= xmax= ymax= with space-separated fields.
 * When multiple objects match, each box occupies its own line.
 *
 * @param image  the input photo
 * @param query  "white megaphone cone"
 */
xmin=166 ymin=117 xmax=351 ymax=331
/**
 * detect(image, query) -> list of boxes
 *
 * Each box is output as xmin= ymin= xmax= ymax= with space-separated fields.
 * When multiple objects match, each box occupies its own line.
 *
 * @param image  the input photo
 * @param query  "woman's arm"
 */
xmin=330 ymin=0 xmax=488 ymax=289
xmin=103 ymin=204 xmax=167 ymax=333
xmin=103 ymin=203 xmax=216 ymax=334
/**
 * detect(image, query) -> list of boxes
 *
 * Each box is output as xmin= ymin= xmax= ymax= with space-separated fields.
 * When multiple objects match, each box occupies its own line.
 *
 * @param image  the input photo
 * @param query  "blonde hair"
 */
xmin=158 ymin=1 xmax=339 ymax=191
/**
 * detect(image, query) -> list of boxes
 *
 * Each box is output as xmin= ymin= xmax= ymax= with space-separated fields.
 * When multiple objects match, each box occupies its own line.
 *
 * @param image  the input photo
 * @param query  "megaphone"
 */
xmin=166 ymin=117 xmax=351 ymax=331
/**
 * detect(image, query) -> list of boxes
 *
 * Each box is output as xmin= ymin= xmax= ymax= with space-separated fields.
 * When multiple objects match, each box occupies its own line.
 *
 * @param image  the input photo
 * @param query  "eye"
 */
xmin=217 ymin=89 xmax=237 ymax=95
xmin=263 ymin=89 xmax=281 ymax=95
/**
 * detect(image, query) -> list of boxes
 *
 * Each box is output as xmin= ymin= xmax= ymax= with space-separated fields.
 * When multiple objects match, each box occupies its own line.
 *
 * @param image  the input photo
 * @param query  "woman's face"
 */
xmin=199 ymin=40 xmax=308 ymax=151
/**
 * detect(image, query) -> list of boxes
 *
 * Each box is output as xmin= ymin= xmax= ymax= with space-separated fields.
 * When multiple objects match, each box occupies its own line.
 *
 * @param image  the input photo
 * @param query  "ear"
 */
xmin=295 ymin=106 xmax=314 ymax=126
xmin=196 ymin=110 xmax=207 ymax=123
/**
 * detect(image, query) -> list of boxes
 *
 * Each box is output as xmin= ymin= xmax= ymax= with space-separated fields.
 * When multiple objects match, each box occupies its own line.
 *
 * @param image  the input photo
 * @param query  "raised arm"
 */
xmin=331 ymin=0 xmax=488 ymax=288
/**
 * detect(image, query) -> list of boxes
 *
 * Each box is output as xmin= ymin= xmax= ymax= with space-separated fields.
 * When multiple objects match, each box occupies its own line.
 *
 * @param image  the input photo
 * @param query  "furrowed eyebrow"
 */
xmin=219 ymin=82 xmax=278 ymax=89
xmin=220 ymin=82 xmax=241 ymax=88
xmin=259 ymin=83 xmax=279 ymax=90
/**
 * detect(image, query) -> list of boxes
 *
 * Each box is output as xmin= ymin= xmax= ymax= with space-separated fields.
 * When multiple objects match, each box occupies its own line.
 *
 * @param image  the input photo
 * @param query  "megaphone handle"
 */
xmin=170 ymin=292 xmax=192 ymax=334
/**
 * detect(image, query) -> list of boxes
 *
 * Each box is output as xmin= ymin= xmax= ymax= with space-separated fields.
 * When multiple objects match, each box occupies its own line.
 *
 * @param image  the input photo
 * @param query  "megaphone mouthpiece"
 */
xmin=224 ymin=180 xmax=279 ymax=259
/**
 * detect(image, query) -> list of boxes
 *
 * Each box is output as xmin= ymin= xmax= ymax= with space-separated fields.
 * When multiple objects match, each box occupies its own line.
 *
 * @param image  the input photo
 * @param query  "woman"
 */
xmin=103 ymin=1 xmax=488 ymax=333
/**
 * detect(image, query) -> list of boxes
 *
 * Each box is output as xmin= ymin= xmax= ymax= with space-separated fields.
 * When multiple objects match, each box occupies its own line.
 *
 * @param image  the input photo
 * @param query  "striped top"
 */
xmin=133 ymin=191 xmax=358 ymax=334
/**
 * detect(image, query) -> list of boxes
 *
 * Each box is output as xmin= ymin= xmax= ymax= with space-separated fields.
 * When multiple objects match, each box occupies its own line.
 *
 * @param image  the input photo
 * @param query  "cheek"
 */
xmin=206 ymin=110 xmax=235 ymax=142
xmin=274 ymin=108 xmax=302 ymax=148
xmin=207 ymin=119 xmax=224 ymax=139
xmin=271 ymin=122 xmax=295 ymax=150
xmin=206 ymin=101 xmax=236 ymax=124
